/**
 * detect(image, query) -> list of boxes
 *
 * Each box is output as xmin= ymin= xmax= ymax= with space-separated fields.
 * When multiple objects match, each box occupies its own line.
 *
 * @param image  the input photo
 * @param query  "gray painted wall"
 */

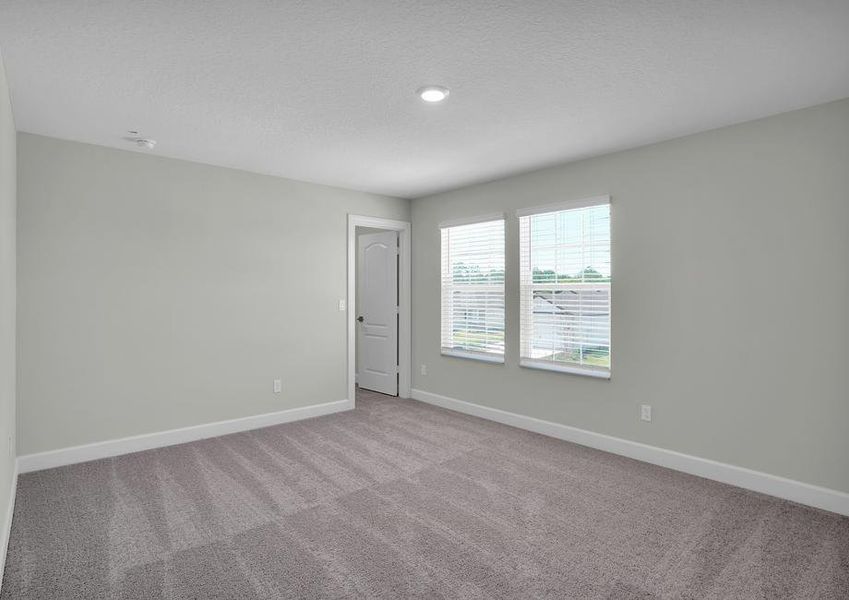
xmin=0 ymin=51 xmax=15 ymax=555
xmin=16 ymin=133 xmax=410 ymax=455
xmin=412 ymin=99 xmax=849 ymax=493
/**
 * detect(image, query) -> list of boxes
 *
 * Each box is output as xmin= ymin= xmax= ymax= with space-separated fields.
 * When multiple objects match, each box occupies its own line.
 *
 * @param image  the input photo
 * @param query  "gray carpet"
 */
xmin=2 ymin=390 xmax=848 ymax=599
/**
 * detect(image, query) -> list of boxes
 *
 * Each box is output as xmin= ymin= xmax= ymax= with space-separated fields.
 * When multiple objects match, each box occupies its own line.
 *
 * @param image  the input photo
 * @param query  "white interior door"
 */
xmin=357 ymin=230 xmax=399 ymax=395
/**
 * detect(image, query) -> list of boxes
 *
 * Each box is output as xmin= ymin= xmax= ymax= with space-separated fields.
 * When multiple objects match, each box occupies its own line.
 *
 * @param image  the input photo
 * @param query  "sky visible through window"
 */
xmin=529 ymin=205 xmax=611 ymax=282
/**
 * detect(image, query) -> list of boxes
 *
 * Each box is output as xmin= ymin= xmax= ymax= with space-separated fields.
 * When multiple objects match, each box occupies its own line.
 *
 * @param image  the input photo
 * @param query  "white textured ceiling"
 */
xmin=1 ymin=1 xmax=848 ymax=198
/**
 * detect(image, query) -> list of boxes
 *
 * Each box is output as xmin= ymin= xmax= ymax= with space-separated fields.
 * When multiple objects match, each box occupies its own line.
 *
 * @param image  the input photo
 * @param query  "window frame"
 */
xmin=440 ymin=214 xmax=506 ymax=364
xmin=517 ymin=196 xmax=612 ymax=380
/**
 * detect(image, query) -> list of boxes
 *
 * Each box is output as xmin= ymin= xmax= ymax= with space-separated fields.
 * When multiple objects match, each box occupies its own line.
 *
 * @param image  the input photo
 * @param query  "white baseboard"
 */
xmin=0 ymin=460 xmax=18 ymax=596
xmin=411 ymin=388 xmax=849 ymax=517
xmin=17 ymin=399 xmax=353 ymax=474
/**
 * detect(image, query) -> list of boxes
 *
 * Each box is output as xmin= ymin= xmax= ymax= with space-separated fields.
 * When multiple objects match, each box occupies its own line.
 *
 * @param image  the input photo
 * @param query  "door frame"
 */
xmin=347 ymin=214 xmax=411 ymax=405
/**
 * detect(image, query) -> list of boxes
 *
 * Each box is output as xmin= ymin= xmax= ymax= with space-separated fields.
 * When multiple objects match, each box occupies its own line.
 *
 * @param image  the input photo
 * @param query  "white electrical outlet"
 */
xmin=273 ymin=379 xmax=282 ymax=393
xmin=420 ymin=364 xmax=428 ymax=376
xmin=338 ymin=299 xmax=346 ymax=311
xmin=640 ymin=404 xmax=652 ymax=422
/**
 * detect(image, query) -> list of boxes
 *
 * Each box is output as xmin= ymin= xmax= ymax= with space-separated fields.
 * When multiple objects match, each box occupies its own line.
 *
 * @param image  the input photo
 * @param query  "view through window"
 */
xmin=440 ymin=218 xmax=505 ymax=361
xmin=519 ymin=200 xmax=611 ymax=376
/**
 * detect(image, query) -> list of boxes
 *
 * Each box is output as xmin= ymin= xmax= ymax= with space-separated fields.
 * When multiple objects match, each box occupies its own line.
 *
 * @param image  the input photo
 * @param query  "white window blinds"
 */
xmin=441 ymin=217 xmax=505 ymax=362
xmin=519 ymin=198 xmax=611 ymax=378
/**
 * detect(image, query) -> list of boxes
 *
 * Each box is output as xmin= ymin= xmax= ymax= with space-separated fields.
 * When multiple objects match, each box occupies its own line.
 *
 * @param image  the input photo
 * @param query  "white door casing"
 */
xmin=357 ymin=230 xmax=398 ymax=395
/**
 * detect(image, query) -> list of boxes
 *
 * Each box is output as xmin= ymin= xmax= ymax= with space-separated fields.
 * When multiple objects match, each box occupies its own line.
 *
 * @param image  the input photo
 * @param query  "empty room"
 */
xmin=1 ymin=1 xmax=848 ymax=598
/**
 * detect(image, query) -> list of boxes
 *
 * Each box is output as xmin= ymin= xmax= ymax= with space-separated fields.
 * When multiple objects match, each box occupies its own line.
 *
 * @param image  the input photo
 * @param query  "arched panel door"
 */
xmin=357 ymin=231 xmax=398 ymax=395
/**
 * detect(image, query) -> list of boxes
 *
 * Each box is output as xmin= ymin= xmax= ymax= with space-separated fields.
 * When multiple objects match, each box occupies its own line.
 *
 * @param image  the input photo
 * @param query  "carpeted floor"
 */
xmin=2 ymin=390 xmax=848 ymax=599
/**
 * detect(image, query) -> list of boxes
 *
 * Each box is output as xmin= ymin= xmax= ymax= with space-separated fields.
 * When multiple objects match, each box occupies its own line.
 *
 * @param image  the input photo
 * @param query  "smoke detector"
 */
xmin=125 ymin=131 xmax=156 ymax=150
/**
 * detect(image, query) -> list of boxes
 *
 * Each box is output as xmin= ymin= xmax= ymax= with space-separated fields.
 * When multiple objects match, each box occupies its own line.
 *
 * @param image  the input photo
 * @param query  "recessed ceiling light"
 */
xmin=417 ymin=85 xmax=450 ymax=103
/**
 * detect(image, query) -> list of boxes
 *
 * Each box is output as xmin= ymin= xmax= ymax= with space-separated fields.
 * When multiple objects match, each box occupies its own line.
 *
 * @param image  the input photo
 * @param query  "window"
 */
xmin=519 ymin=197 xmax=611 ymax=378
xmin=440 ymin=216 xmax=505 ymax=362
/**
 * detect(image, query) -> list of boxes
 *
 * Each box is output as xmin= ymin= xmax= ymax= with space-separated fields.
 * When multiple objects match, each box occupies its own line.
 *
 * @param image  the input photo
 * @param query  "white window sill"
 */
xmin=520 ymin=358 xmax=610 ymax=379
xmin=441 ymin=349 xmax=505 ymax=364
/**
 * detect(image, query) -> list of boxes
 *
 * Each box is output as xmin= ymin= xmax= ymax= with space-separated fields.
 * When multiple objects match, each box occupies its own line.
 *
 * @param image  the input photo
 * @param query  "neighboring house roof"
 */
xmin=533 ymin=290 xmax=609 ymax=317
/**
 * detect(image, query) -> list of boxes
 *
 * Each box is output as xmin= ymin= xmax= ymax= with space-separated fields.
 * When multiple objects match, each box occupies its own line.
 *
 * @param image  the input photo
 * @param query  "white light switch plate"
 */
xmin=273 ymin=379 xmax=282 ymax=393
xmin=338 ymin=299 xmax=346 ymax=311
xmin=640 ymin=404 xmax=652 ymax=422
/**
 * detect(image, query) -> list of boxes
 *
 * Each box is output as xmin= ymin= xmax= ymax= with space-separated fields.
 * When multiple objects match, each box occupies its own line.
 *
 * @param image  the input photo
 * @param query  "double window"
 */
xmin=439 ymin=197 xmax=611 ymax=378
xmin=440 ymin=217 xmax=505 ymax=362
